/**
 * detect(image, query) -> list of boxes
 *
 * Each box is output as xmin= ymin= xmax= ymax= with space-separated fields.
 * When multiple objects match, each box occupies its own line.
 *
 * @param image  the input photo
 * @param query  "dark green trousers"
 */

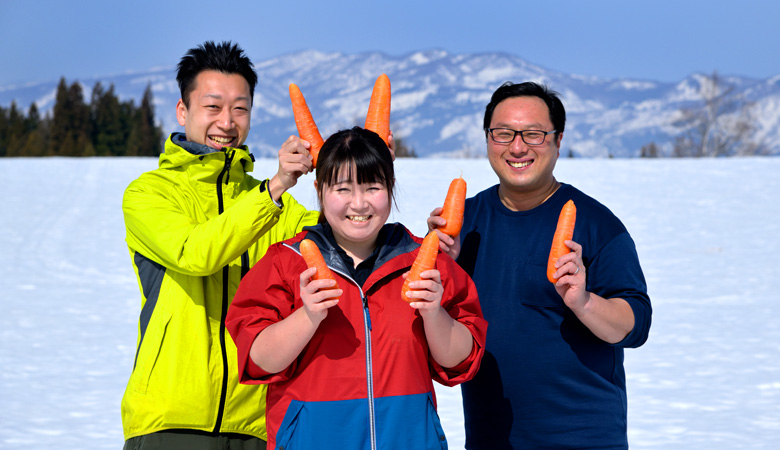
xmin=123 ymin=430 xmax=267 ymax=450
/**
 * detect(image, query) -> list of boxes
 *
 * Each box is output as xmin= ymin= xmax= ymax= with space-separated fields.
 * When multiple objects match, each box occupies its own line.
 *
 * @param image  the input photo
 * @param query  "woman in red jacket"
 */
xmin=227 ymin=127 xmax=486 ymax=450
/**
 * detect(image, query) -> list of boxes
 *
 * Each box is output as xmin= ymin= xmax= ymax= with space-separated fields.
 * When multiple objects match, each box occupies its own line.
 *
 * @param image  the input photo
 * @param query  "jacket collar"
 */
xmin=295 ymin=223 xmax=420 ymax=276
xmin=158 ymin=132 xmax=256 ymax=183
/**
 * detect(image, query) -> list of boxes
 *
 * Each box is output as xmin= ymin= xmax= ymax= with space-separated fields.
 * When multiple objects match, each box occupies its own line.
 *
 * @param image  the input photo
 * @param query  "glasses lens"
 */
xmin=523 ymin=131 xmax=545 ymax=145
xmin=491 ymin=129 xmax=516 ymax=143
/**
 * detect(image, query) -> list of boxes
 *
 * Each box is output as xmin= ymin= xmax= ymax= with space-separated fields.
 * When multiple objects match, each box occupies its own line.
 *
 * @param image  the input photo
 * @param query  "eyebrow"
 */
xmin=492 ymin=121 xmax=547 ymax=129
xmin=201 ymin=93 xmax=251 ymax=103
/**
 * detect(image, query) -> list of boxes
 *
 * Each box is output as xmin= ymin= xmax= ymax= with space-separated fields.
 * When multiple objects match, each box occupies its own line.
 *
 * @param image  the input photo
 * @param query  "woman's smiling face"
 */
xmin=319 ymin=162 xmax=391 ymax=254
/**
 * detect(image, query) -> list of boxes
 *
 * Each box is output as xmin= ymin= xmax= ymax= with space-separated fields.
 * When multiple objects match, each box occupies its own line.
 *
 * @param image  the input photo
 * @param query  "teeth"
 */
xmin=348 ymin=215 xmax=370 ymax=222
xmin=508 ymin=160 xmax=531 ymax=168
xmin=210 ymin=136 xmax=233 ymax=144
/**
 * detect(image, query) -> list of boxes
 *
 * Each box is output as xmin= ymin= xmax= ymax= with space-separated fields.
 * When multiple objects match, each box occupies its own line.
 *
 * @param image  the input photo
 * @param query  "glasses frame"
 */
xmin=486 ymin=128 xmax=558 ymax=145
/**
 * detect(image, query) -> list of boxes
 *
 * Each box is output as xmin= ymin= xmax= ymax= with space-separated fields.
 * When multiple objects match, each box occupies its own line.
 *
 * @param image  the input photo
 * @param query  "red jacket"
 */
xmin=227 ymin=223 xmax=487 ymax=449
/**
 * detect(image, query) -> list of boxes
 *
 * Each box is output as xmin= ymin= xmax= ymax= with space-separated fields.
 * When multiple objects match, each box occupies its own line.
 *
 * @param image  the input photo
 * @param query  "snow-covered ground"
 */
xmin=1 ymin=156 xmax=778 ymax=449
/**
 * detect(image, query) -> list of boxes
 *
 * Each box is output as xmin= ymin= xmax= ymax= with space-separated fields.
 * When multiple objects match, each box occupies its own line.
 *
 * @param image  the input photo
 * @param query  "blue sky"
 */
xmin=2 ymin=0 xmax=779 ymax=87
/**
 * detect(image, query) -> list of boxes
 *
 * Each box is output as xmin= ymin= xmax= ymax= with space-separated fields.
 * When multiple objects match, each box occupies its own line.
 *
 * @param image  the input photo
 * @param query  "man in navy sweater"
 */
xmin=429 ymin=81 xmax=652 ymax=449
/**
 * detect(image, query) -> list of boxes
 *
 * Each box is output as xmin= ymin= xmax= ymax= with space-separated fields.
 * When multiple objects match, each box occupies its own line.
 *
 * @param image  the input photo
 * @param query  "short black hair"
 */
xmin=315 ymin=127 xmax=396 ymax=223
xmin=176 ymin=41 xmax=258 ymax=108
xmin=483 ymin=81 xmax=566 ymax=136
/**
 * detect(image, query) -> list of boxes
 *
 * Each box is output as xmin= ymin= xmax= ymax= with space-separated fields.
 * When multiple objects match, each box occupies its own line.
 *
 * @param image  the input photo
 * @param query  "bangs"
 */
xmin=317 ymin=128 xmax=394 ymax=192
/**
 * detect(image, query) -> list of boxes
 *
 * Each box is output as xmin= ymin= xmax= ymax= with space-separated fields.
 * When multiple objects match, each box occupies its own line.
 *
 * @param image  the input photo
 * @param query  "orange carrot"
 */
xmin=438 ymin=176 xmax=467 ymax=236
xmin=300 ymin=239 xmax=340 ymax=299
xmin=289 ymin=83 xmax=325 ymax=167
xmin=547 ymin=200 xmax=577 ymax=283
xmin=364 ymin=73 xmax=391 ymax=145
xmin=401 ymin=231 xmax=440 ymax=303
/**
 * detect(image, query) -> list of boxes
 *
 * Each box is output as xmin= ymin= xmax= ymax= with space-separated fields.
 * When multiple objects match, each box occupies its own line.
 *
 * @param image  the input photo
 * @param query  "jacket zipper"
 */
xmin=213 ymin=149 xmax=234 ymax=433
xmin=334 ymin=273 xmax=377 ymax=450
xmin=361 ymin=289 xmax=377 ymax=450
xmin=286 ymin=243 xmax=378 ymax=449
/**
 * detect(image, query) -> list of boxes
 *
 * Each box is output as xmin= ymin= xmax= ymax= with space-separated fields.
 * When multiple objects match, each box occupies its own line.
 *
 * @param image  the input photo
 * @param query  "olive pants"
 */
xmin=123 ymin=430 xmax=267 ymax=450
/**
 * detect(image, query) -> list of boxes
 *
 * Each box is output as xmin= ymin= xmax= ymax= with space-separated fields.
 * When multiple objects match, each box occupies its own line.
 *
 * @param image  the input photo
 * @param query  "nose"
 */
xmin=509 ymin=135 xmax=528 ymax=155
xmin=350 ymin=190 xmax=368 ymax=210
xmin=217 ymin=108 xmax=234 ymax=129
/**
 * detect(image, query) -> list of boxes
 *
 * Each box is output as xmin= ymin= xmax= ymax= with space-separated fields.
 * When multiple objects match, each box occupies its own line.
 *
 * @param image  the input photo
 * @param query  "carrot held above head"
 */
xmin=364 ymin=73 xmax=391 ymax=146
xmin=401 ymin=231 xmax=439 ymax=303
xmin=547 ymin=200 xmax=577 ymax=283
xmin=289 ymin=83 xmax=325 ymax=167
xmin=437 ymin=176 xmax=467 ymax=237
xmin=300 ymin=239 xmax=340 ymax=299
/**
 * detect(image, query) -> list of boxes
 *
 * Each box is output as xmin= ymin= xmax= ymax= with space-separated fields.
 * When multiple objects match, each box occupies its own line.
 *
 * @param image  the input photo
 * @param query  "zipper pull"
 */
xmin=363 ymin=296 xmax=372 ymax=331
xmin=223 ymin=150 xmax=234 ymax=185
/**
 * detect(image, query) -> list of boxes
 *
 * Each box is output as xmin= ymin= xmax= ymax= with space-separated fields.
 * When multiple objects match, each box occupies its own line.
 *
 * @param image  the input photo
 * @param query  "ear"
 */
xmin=554 ymin=132 xmax=563 ymax=158
xmin=176 ymin=99 xmax=187 ymax=127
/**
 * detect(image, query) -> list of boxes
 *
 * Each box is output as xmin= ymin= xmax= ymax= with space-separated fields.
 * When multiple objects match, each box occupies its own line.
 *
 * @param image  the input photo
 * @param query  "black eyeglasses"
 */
xmin=486 ymin=128 xmax=557 ymax=145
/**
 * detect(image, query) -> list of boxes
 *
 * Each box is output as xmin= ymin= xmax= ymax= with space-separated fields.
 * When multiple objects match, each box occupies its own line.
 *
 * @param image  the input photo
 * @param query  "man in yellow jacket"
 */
xmin=121 ymin=41 xmax=319 ymax=450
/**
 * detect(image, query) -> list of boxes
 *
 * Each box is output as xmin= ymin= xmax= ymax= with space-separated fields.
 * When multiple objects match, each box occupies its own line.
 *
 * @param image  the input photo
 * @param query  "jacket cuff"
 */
xmin=259 ymin=179 xmax=283 ymax=208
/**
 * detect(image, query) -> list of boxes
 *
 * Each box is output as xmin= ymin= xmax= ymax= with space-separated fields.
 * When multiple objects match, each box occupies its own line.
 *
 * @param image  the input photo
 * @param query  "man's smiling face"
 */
xmin=176 ymin=69 xmax=252 ymax=149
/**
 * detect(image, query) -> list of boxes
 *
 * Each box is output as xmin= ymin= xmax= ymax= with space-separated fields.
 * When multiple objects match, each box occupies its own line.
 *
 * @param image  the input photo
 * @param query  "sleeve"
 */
xmin=589 ymin=231 xmax=653 ymax=349
xmin=226 ymin=243 xmax=305 ymax=384
xmin=122 ymin=177 xmax=287 ymax=276
xmin=429 ymin=253 xmax=488 ymax=386
xmin=277 ymin=190 xmax=321 ymax=236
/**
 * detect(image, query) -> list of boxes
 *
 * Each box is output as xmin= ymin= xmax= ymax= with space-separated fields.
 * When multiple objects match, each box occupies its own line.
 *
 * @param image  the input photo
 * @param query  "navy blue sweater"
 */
xmin=458 ymin=183 xmax=652 ymax=450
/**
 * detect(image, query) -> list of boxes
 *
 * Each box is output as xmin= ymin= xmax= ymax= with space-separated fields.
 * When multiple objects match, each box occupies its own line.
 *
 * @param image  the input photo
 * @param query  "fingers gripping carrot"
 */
xmin=438 ymin=176 xmax=467 ymax=237
xmin=401 ymin=231 xmax=439 ymax=303
xmin=547 ymin=200 xmax=577 ymax=283
xmin=364 ymin=74 xmax=391 ymax=146
xmin=289 ymin=84 xmax=325 ymax=167
xmin=300 ymin=239 xmax=340 ymax=299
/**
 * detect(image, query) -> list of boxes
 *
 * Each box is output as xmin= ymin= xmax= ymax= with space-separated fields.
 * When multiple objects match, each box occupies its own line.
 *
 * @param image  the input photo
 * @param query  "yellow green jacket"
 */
xmin=121 ymin=133 xmax=319 ymax=440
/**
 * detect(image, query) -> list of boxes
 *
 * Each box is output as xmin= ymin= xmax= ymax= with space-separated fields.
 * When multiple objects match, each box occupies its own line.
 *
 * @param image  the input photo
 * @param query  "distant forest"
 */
xmin=0 ymin=78 xmax=163 ymax=157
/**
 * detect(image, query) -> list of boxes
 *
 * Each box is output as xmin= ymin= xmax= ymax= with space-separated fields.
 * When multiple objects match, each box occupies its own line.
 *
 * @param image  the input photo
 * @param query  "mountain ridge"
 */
xmin=2 ymin=49 xmax=778 ymax=157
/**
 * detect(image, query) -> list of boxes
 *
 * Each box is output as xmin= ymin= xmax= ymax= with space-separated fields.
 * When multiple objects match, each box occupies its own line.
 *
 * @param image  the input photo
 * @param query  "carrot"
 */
xmin=289 ymin=83 xmax=325 ymax=167
xmin=547 ymin=200 xmax=577 ymax=283
xmin=437 ymin=176 xmax=467 ymax=236
xmin=401 ymin=231 xmax=439 ymax=303
xmin=364 ymin=73 xmax=391 ymax=145
xmin=299 ymin=239 xmax=340 ymax=299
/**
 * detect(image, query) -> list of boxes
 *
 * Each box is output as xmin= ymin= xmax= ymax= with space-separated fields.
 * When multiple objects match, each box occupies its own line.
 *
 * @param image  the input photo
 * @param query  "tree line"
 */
xmin=0 ymin=78 xmax=163 ymax=157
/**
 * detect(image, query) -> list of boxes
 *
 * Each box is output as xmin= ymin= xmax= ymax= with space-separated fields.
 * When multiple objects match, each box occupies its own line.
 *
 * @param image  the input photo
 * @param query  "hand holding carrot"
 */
xmin=546 ymin=200 xmax=589 ymax=310
xmin=299 ymin=239 xmax=342 ymax=324
xmin=427 ymin=207 xmax=461 ymax=260
xmin=268 ymin=135 xmax=314 ymax=202
xmin=405 ymin=268 xmax=444 ymax=314
xmin=547 ymin=200 xmax=577 ymax=283
xmin=551 ymin=239 xmax=590 ymax=309
xmin=401 ymin=231 xmax=439 ymax=303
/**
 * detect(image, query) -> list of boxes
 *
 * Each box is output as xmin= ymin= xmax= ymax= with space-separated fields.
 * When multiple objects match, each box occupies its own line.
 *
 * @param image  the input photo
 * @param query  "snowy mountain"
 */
xmin=2 ymin=49 xmax=780 ymax=157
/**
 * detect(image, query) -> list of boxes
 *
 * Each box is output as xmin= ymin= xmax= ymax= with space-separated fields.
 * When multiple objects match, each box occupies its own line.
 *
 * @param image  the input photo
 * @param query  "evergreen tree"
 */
xmin=21 ymin=127 xmax=48 ymax=157
xmin=48 ymin=78 xmax=70 ymax=156
xmin=0 ymin=105 xmax=8 ymax=157
xmin=49 ymin=78 xmax=91 ymax=156
xmin=5 ymin=102 xmax=26 ymax=156
xmin=26 ymin=103 xmax=40 ymax=134
xmin=91 ymin=82 xmax=125 ymax=156
xmin=127 ymin=83 xmax=163 ymax=156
